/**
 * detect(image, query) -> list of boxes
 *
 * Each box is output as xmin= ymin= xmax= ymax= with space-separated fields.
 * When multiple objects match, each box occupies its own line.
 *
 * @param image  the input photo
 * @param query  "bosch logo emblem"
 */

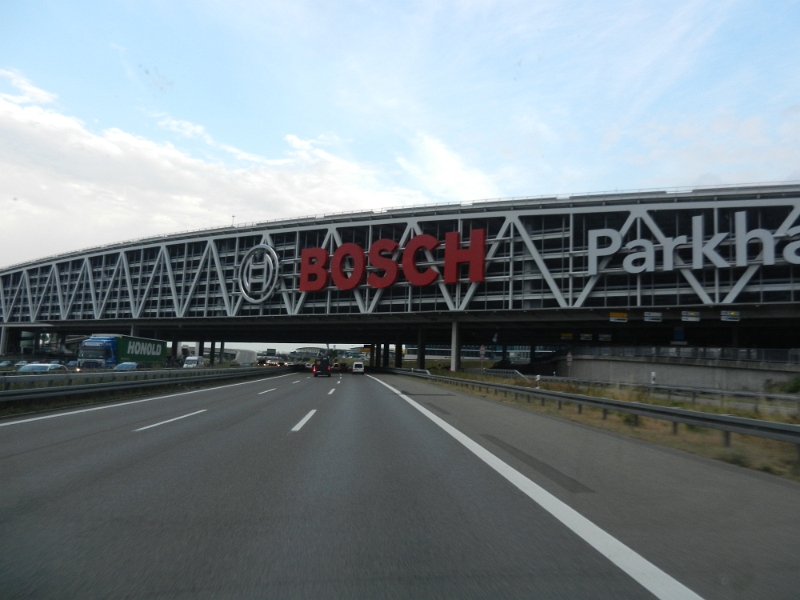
xmin=239 ymin=244 xmax=280 ymax=303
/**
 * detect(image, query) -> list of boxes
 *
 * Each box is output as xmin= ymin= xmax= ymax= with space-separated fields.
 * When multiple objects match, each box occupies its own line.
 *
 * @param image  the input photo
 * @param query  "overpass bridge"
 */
xmin=3 ymin=182 xmax=800 ymax=367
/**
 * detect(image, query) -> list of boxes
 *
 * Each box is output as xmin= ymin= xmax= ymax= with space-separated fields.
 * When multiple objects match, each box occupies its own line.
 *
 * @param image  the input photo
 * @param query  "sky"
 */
xmin=1 ymin=0 xmax=799 ymax=350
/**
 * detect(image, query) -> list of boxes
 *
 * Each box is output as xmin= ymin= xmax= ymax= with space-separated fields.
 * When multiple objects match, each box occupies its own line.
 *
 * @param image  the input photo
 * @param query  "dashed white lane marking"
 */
xmin=292 ymin=380 xmax=300 ymax=384
xmin=0 ymin=374 xmax=291 ymax=428
xmin=337 ymin=380 xmax=341 ymax=384
xmin=291 ymin=409 xmax=316 ymax=432
xmin=367 ymin=375 xmax=704 ymax=600
xmin=328 ymin=388 xmax=336 ymax=395
xmin=134 ymin=410 xmax=207 ymax=432
xmin=258 ymin=388 xmax=277 ymax=395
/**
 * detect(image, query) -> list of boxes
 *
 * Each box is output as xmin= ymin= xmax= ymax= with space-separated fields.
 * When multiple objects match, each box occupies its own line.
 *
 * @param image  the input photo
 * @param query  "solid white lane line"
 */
xmin=0 ymin=374 xmax=293 ymax=428
xmin=367 ymin=375 xmax=704 ymax=600
xmin=258 ymin=388 xmax=277 ymax=395
xmin=134 ymin=410 xmax=207 ymax=432
xmin=291 ymin=409 xmax=316 ymax=432
xmin=328 ymin=388 xmax=335 ymax=395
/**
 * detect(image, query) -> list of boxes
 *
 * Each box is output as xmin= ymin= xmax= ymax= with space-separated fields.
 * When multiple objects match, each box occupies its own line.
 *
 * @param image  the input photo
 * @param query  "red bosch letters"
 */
xmin=298 ymin=229 xmax=486 ymax=292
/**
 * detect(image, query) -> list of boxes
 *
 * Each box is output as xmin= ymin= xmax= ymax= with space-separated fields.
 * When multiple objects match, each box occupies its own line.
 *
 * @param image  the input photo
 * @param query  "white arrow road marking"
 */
xmin=134 ymin=410 xmax=207 ymax=432
xmin=291 ymin=410 xmax=316 ymax=432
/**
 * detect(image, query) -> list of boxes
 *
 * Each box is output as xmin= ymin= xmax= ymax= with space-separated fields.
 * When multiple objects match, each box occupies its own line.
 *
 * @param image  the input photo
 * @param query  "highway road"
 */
xmin=1 ymin=370 xmax=799 ymax=599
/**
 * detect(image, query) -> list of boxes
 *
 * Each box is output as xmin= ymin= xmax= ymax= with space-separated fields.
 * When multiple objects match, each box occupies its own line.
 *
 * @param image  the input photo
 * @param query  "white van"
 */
xmin=183 ymin=356 xmax=205 ymax=368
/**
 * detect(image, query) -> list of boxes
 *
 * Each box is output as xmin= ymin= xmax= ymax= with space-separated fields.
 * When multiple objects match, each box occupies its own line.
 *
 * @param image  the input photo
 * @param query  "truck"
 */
xmin=77 ymin=334 xmax=168 ymax=369
xmin=182 ymin=356 xmax=205 ymax=368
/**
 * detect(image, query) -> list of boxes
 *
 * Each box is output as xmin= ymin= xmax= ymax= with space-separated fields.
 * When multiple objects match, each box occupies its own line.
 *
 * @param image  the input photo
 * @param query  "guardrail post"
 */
xmin=535 ymin=374 xmax=540 ymax=389
xmin=602 ymin=408 xmax=608 ymax=419
xmin=577 ymin=404 xmax=582 ymax=414
xmin=723 ymin=430 xmax=731 ymax=447
xmin=691 ymin=391 xmax=696 ymax=405
xmin=558 ymin=400 xmax=562 ymax=410
xmin=672 ymin=422 xmax=678 ymax=434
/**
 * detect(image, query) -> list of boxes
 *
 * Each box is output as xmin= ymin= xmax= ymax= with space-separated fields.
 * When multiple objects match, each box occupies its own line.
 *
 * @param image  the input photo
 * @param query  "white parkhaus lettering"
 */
xmin=127 ymin=341 xmax=163 ymax=356
xmin=587 ymin=211 xmax=798 ymax=275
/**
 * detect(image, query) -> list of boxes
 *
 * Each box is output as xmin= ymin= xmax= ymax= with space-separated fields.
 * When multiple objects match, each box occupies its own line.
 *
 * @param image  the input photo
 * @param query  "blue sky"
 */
xmin=1 ymin=0 xmax=800 ymax=267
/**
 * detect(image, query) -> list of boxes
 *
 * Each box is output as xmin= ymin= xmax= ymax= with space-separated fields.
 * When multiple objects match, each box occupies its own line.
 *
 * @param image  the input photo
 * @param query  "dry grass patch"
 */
xmin=429 ymin=377 xmax=800 ymax=482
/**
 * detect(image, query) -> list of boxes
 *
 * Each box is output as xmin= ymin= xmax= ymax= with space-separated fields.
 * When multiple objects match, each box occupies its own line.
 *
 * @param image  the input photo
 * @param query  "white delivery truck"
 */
xmin=183 ymin=356 xmax=205 ymax=368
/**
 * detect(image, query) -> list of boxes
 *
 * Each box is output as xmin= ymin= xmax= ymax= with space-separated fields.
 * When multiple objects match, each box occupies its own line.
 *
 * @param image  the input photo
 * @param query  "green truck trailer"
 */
xmin=78 ymin=335 xmax=169 ymax=369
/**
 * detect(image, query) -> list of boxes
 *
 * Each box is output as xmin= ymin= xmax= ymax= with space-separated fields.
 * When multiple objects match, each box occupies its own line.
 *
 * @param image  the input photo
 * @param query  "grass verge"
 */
xmin=426 ymin=376 xmax=800 ymax=482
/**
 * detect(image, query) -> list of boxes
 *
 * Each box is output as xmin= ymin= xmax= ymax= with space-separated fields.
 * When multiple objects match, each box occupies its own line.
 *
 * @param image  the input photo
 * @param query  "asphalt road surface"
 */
xmin=1 ymin=370 xmax=798 ymax=599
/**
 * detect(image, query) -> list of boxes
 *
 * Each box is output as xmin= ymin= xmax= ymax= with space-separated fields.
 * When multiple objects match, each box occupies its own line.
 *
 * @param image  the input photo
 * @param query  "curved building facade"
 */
xmin=2 ymin=183 xmax=800 ymax=350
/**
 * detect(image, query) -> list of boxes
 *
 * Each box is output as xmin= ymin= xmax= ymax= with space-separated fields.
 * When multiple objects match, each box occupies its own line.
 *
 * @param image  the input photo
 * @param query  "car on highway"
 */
xmin=14 ymin=360 xmax=28 ymax=367
xmin=0 ymin=360 xmax=12 ymax=368
xmin=312 ymin=357 xmax=332 ymax=377
xmin=17 ymin=364 xmax=68 ymax=374
xmin=352 ymin=361 xmax=365 ymax=374
xmin=113 ymin=362 xmax=150 ymax=371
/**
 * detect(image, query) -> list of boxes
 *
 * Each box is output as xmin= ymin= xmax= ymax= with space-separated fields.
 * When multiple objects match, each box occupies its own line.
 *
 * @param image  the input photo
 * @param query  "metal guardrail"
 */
xmin=0 ymin=366 xmax=291 ymax=403
xmin=462 ymin=368 xmax=800 ymax=409
xmin=571 ymin=346 xmax=800 ymax=366
xmin=381 ymin=369 xmax=800 ymax=452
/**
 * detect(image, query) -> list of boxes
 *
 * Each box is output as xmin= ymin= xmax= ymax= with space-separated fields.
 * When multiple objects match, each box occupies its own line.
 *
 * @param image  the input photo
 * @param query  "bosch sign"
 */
xmin=299 ymin=229 xmax=486 ymax=292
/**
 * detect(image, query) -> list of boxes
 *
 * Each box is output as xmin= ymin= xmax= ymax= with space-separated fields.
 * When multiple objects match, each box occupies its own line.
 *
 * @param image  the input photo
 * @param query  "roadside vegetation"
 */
xmin=420 ymin=369 xmax=800 ymax=482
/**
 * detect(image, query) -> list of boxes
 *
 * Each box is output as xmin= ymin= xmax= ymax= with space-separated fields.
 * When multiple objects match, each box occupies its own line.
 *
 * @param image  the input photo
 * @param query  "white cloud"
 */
xmin=0 ymin=69 xmax=58 ymax=105
xmin=397 ymin=134 xmax=500 ymax=201
xmin=629 ymin=109 xmax=800 ymax=186
xmin=0 ymin=73 xmax=433 ymax=268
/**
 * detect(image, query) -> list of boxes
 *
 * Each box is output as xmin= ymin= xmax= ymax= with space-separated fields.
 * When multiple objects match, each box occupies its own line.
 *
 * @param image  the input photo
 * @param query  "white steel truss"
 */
xmin=3 ymin=190 xmax=800 ymax=325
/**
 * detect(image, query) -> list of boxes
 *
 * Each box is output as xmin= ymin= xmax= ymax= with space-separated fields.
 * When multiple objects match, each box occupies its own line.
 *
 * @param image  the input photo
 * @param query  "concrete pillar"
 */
xmin=198 ymin=341 xmax=205 ymax=360
xmin=529 ymin=344 xmax=535 ymax=364
xmin=0 ymin=327 xmax=8 ymax=357
xmin=450 ymin=321 xmax=461 ymax=372
xmin=210 ymin=341 xmax=216 ymax=366
xmin=383 ymin=343 xmax=390 ymax=368
xmin=33 ymin=333 xmax=41 ymax=353
xmin=395 ymin=340 xmax=403 ymax=368
xmin=220 ymin=341 xmax=225 ymax=363
xmin=130 ymin=324 xmax=140 ymax=337
xmin=416 ymin=328 xmax=426 ymax=370
xmin=502 ymin=345 xmax=508 ymax=362
xmin=369 ymin=344 xmax=376 ymax=367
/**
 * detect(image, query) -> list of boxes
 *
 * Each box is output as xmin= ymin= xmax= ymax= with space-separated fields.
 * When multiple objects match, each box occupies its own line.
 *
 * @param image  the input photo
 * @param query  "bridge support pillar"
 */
xmin=369 ymin=344 xmax=376 ymax=367
xmin=450 ymin=321 xmax=461 ymax=373
xmin=416 ymin=328 xmax=426 ymax=370
xmin=395 ymin=340 xmax=403 ymax=368
xmin=382 ymin=343 xmax=390 ymax=368
xmin=171 ymin=339 xmax=178 ymax=367
xmin=0 ymin=327 xmax=8 ymax=357
xmin=130 ymin=324 xmax=140 ymax=337
xmin=210 ymin=341 xmax=216 ymax=366
xmin=220 ymin=341 xmax=225 ymax=363
xmin=198 ymin=341 xmax=205 ymax=360
xmin=529 ymin=344 xmax=535 ymax=365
